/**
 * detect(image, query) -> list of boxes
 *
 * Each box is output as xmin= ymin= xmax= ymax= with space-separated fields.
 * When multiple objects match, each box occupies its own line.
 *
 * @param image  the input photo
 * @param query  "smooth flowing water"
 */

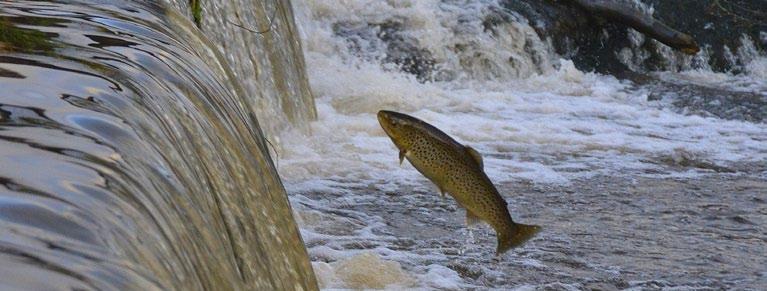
xmin=280 ymin=0 xmax=767 ymax=289
xmin=0 ymin=1 xmax=315 ymax=290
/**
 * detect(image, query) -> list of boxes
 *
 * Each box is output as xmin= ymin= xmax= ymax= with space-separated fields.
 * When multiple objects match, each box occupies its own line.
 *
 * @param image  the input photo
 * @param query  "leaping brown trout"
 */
xmin=377 ymin=110 xmax=541 ymax=255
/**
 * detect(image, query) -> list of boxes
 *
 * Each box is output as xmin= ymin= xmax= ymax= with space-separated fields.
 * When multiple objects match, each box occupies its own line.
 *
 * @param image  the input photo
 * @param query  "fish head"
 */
xmin=377 ymin=110 xmax=419 ymax=150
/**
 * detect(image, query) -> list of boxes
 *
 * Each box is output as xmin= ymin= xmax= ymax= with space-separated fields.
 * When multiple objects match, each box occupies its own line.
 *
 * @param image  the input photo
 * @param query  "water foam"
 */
xmin=285 ymin=0 xmax=767 ymax=289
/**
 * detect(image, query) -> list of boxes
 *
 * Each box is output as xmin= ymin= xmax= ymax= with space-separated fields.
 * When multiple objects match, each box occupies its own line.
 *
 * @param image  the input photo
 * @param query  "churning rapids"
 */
xmin=280 ymin=0 xmax=767 ymax=290
xmin=0 ymin=0 xmax=765 ymax=290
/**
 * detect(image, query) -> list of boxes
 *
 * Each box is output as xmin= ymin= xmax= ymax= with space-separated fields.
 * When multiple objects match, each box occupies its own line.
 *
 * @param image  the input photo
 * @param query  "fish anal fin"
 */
xmin=436 ymin=184 xmax=446 ymax=198
xmin=466 ymin=210 xmax=481 ymax=226
xmin=465 ymin=146 xmax=483 ymax=168
xmin=399 ymin=150 xmax=406 ymax=165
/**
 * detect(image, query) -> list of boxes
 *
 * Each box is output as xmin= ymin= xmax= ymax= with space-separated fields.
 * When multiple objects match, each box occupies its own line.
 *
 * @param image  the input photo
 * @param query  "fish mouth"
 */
xmin=378 ymin=110 xmax=421 ymax=140
xmin=377 ymin=110 xmax=395 ymax=136
xmin=377 ymin=110 xmax=390 ymax=125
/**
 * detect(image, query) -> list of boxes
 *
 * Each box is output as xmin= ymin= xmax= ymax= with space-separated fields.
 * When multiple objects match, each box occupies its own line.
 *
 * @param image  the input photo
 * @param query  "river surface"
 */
xmin=279 ymin=0 xmax=767 ymax=289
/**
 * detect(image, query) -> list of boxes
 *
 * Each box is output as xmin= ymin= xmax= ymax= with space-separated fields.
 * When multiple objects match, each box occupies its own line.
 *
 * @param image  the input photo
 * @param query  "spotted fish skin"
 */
xmin=377 ymin=110 xmax=540 ymax=255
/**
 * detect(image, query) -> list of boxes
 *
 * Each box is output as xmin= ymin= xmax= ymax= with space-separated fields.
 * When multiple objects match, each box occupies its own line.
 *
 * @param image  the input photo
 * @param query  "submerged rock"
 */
xmin=497 ymin=0 xmax=766 ymax=74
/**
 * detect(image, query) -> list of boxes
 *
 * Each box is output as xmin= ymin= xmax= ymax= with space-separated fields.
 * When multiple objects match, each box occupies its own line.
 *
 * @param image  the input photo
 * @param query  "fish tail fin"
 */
xmin=496 ymin=223 xmax=541 ymax=255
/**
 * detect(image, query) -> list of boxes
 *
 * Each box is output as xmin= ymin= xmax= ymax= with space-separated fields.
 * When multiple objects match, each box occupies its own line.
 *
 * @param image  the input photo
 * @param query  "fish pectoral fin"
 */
xmin=465 ymin=210 xmax=481 ymax=226
xmin=399 ymin=149 xmax=406 ymax=165
xmin=465 ymin=146 xmax=483 ymax=169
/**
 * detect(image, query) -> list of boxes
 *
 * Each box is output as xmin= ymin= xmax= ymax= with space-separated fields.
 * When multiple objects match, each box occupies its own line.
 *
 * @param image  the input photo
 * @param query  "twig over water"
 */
xmin=228 ymin=3 xmax=279 ymax=34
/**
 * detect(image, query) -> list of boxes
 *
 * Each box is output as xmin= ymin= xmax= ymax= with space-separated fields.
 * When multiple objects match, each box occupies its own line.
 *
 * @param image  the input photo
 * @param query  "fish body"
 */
xmin=377 ymin=110 xmax=540 ymax=255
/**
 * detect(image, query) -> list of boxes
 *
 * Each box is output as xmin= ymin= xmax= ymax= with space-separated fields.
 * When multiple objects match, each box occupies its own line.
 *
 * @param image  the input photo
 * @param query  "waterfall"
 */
xmin=165 ymin=0 xmax=317 ymax=144
xmin=0 ymin=0 xmax=316 ymax=289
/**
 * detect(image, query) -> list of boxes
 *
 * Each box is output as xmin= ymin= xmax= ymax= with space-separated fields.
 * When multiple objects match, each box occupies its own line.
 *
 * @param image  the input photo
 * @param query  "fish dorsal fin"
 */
xmin=465 ymin=146 xmax=483 ymax=168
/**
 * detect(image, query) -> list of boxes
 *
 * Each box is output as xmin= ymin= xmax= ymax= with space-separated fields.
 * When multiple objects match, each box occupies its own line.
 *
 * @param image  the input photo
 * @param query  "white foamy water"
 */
xmin=282 ymin=0 xmax=767 ymax=289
